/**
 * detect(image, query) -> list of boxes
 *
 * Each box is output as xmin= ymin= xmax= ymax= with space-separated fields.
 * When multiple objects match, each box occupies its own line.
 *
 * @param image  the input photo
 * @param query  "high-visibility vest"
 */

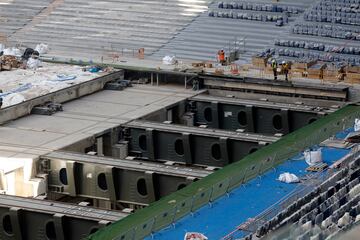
xmin=271 ymin=61 xmax=277 ymax=69
xmin=218 ymin=51 xmax=225 ymax=61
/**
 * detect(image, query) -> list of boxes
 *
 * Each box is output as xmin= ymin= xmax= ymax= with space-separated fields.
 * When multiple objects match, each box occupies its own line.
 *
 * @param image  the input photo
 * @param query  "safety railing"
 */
xmin=90 ymin=105 xmax=360 ymax=240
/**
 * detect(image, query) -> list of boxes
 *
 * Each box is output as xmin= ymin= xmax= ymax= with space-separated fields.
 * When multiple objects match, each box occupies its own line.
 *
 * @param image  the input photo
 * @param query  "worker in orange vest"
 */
xmin=282 ymin=61 xmax=290 ymax=82
xmin=218 ymin=49 xmax=225 ymax=65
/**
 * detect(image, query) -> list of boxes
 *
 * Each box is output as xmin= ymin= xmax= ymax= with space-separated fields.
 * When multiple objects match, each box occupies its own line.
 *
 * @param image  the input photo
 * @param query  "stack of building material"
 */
xmin=307 ymin=62 xmax=326 ymax=79
xmin=252 ymin=56 xmax=269 ymax=68
xmin=0 ymin=55 xmax=21 ymax=71
xmin=323 ymin=63 xmax=345 ymax=82
xmin=344 ymin=65 xmax=360 ymax=84
xmin=291 ymin=60 xmax=316 ymax=77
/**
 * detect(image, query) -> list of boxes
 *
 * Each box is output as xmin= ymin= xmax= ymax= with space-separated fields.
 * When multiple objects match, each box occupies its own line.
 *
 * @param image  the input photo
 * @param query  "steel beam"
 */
xmin=40 ymin=151 xmax=212 ymax=205
xmin=0 ymin=194 xmax=127 ymax=240
xmin=190 ymin=95 xmax=334 ymax=134
xmin=123 ymin=120 xmax=279 ymax=167
xmin=201 ymin=74 xmax=348 ymax=101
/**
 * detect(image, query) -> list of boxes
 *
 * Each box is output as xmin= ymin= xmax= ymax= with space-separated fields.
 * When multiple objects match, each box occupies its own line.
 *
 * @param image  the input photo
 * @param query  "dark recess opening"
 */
xmin=89 ymin=227 xmax=99 ymax=235
xmin=45 ymin=221 xmax=56 ymax=240
xmin=137 ymin=178 xmax=148 ymax=196
xmin=272 ymin=114 xmax=283 ymax=130
xmin=238 ymin=111 xmax=247 ymax=126
xmin=59 ymin=168 xmax=68 ymax=185
xmin=308 ymin=118 xmax=317 ymax=124
xmin=97 ymin=173 xmax=108 ymax=191
xmin=174 ymin=139 xmax=184 ymax=156
xmin=211 ymin=143 xmax=221 ymax=160
xmin=138 ymin=135 xmax=147 ymax=151
xmin=204 ymin=107 xmax=213 ymax=122
xmin=177 ymin=183 xmax=187 ymax=190
xmin=249 ymin=147 xmax=258 ymax=154
xmin=2 ymin=214 xmax=13 ymax=236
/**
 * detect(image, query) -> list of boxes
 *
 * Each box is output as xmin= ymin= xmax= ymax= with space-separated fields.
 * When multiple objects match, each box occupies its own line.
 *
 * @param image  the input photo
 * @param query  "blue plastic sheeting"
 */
xmin=53 ymin=74 xmax=77 ymax=81
xmin=0 ymin=83 xmax=32 ymax=98
xmin=335 ymin=127 xmax=354 ymax=139
xmin=148 ymin=129 xmax=353 ymax=240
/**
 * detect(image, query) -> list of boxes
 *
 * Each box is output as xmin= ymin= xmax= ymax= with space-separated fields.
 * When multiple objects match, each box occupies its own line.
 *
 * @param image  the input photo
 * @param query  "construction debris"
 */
xmin=162 ymin=56 xmax=177 ymax=65
xmin=184 ymin=232 xmax=208 ymax=240
xmin=345 ymin=131 xmax=360 ymax=143
xmin=27 ymin=57 xmax=42 ymax=70
xmin=34 ymin=43 xmax=49 ymax=55
xmin=355 ymin=119 xmax=360 ymax=132
xmin=3 ymin=47 xmax=21 ymax=56
xmin=278 ymin=172 xmax=300 ymax=183
xmin=306 ymin=162 xmax=328 ymax=172
xmin=304 ymin=149 xmax=322 ymax=166
xmin=0 ymin=55 xmax=21 ymax=71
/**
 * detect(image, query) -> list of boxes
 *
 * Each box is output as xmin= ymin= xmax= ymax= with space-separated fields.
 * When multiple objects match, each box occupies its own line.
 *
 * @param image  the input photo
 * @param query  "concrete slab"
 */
xmin=79 ymin=89 xmax=170 ymax=106
xmin=5 ymin=115 xmax=98 ymax=134
xmin=0 ymin=127 xmax=65 ymax=147
xmin=40 ymin=132 xmax=92 ymax=150
xmin=62 ymin=99 xmax=139 ymax=118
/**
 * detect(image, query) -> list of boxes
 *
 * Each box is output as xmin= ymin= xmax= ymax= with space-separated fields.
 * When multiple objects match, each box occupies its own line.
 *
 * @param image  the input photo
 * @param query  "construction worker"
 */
xmin=218 ymin=49 xmax=225 ymax=65
xmin=271 ymin=59 xmax=278 ymax=80
xmin=282 ymin=60 xmax=290 ymax=82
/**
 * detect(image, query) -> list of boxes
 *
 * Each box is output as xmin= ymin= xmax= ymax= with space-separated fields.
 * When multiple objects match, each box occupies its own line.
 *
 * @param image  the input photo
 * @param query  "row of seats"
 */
xmin=292 ymin=23 xmax=360 ymax=40
xmin=247 ymin=156 xmax=360 ymax=240
xmin=276 ymin=47 xmax=360 ymax=65
xmin=317 ymin=0 xmax=360 ymax=9
xmin=208 ymin=11 xmax=286 ymax=23
xmin=217 ymin=2 xmax=301 ymax=14
xmin=304 ymin=13 xmax=360 ymax=26
xmin=307 ymin=10 xmax=360 ymax=19
xmin=321 ymin=0 xmax=360 ymax=3
xmin=275 ymin=39 xmax=360 ymax=55
xmin=304 ymin=0 xmax=360 ymax=26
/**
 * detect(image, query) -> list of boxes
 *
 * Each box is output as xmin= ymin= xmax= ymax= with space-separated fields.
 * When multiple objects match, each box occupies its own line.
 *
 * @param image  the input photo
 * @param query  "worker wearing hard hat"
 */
xmin=282 ymin=60 xmax=290 ymax=82
xmin=271 ymin=59 xmax=278 ymax=80
xmin=218 ymin=49 xmax=225 ymax=65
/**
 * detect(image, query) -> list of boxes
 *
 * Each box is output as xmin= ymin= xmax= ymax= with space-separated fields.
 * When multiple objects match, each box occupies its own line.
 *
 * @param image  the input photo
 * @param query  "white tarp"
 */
xmin=354 ymin=118 xmax=360 ymax=132
xmin=2 ymin=93 xmax=25 ymax=106
xmin=304 ymin=149 xmax=322 ymax=166
xmin=184 ymin=232 xmax=208 ymax=240
xmin=278 ymin=172 xmax=300 ymax=183
xmin=35 ymin=43 xmax=49 ymax=55
xmin=3 ymin=47 xmax=22 ymax=56
xmin=27 ymin=58 xmax=42 ymax=69
xmin=162 ymin=55 xmax=177 ymax=65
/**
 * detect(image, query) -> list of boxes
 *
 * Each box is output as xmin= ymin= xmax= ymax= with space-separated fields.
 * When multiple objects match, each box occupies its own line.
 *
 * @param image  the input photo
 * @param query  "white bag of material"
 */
xmin=162 ymin=55 xmax=177 ymax=65
xmin=304 ymin=149 xmax=322 ymax=166
xmin=27 ymin=58 xmax=42 ymax=69
xmin=35 ymin=43 xmax=49 ymax=55
xmin=184 ymin=232 xmax=208 ymax=240
xmin=3 ymin=47 xmax=22 ymax=56
xmin=354 ymin=118 xmax=360 ymax=132
xmin=278 ymin=172 xmax=300 ymax=183
xmin=2 ymin=93 xmax=25 ymax=107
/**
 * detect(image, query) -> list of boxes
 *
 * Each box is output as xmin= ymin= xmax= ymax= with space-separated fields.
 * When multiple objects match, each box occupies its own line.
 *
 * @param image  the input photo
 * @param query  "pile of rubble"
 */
xmin=0 ymin=55 xmax=21 ymax=71
xmin=0 ymin=43 xmax=49 ymax=72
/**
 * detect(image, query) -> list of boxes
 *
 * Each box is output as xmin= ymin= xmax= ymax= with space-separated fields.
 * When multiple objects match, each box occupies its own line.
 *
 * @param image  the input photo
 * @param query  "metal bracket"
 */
xmin=31 ymin=102 xmax=63 ymax=115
